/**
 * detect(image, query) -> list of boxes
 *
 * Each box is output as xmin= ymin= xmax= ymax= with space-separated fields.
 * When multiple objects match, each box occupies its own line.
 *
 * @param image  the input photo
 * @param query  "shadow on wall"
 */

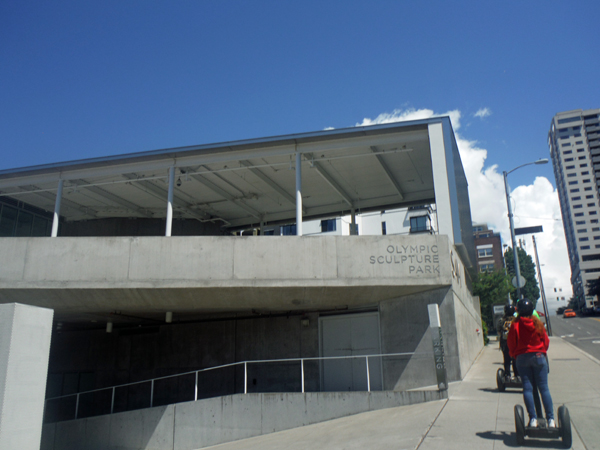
xmin=380 ymin=288 xmax=451 ymax=391
xmin=44 ymin=313 xmax=320 ymax=423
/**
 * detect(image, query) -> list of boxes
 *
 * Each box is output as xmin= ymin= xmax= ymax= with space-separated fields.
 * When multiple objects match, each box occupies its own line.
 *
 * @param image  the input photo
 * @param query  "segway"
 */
xmin=496 ymin=368 xmax=522 ymax=392
xmin=514 ymin=379 xmax=572 ymax=448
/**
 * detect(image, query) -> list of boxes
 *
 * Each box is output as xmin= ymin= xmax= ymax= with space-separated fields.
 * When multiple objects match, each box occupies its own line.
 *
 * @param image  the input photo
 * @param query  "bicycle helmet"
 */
xmin=504 ymin=303 xmax=515 ymax=316
xmin=517 ymin=298 xmax=535 ymax=317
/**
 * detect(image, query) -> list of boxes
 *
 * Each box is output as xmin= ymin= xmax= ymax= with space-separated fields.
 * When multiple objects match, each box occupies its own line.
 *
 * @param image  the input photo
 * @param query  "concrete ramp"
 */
xmin=41 ymin=390 xmax=446 ymax=450
xmin=201 ymin=400 xmax=446 ymax=450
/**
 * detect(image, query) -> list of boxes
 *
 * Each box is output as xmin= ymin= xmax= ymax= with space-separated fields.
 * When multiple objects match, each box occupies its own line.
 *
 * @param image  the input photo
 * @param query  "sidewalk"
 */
xmin=201 ymin=337 xmax=600 ymax=450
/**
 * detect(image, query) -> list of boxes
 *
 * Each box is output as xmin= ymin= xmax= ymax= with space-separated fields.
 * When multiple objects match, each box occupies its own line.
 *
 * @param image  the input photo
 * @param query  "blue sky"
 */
xmin=1 ymin=1 xmax=599 ymax=305
xmin=2 ymin=2 xmax=597 ymax=181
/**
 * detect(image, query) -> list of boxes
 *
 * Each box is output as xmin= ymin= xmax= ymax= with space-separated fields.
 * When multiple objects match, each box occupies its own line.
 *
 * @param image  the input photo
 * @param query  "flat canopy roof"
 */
xmin=0 ymin=120 xmax=441 ymax=230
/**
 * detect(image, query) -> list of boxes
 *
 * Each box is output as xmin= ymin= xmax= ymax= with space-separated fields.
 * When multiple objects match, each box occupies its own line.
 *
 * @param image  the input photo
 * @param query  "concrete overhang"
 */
xmin=0 ymin=235 xmax=452 ymax=324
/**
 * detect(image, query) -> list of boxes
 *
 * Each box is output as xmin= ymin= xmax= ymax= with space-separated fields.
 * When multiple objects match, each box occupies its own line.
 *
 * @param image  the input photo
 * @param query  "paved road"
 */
xmin=550 ymin=314 xmax=600 ymax=360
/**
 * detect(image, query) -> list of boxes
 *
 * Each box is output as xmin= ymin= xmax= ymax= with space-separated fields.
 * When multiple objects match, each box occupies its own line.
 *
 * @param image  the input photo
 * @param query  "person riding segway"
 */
xmin=496 ymin=303 xmax=521 ymax=392
xmin=508 ymin=298 xmax=571 ymax=447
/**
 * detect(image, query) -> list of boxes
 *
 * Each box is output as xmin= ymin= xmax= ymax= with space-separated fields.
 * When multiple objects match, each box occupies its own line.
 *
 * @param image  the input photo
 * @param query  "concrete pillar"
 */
xmin=51 ymin=179 xmax=63 ymax=237
xmin=0 ymin=303 xmax=53 ymax=450
xmin=295 ymin=152 xmax=302 ymax=236
xmin=428 ymin=123 xmax=454 ymax=243
xmin=166 ymin=166 xmax=175 ymax=237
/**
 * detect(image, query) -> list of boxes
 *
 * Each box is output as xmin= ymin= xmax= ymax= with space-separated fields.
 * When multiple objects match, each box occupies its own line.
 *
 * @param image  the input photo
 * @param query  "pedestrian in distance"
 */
xmin=507 ymin=298 xmax=555 ymax=428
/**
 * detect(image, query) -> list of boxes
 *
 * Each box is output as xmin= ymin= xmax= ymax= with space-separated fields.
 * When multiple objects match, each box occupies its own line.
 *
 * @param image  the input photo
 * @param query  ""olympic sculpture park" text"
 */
xmin=369 ymin=244 xmax=440 ymax=274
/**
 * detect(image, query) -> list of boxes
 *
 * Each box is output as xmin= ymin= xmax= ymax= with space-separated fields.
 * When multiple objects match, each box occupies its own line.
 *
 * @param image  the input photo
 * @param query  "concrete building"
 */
xmin=0 ymin=118 xmax=483 ymax=449
xmin=549 ymin=108 xmax=600 ymax=312
xmin=261 ymin=204 xmax=437 ymax=238
xmin=472 ymin=223 xmax=504 ymax=273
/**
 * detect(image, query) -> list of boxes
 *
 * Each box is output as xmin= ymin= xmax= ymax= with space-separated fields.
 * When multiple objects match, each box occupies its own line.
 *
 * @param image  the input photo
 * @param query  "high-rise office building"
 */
xmin=549 ymin=108 xmax=600 ymax=312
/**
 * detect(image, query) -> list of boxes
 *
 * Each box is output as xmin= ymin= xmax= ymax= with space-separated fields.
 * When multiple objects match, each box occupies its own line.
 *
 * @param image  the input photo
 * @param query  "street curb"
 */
xmin=555 ymin=336 xmax=600 ymax=366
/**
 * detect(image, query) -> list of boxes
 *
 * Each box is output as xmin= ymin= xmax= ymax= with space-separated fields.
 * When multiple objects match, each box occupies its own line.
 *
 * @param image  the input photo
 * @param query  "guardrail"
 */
xmin=44 ymin=351 xmax=423 ymax=423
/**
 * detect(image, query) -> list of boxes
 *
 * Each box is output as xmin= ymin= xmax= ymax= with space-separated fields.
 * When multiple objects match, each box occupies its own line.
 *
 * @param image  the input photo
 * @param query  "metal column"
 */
xmin=532 ymin=235 xmax=552 ymax=336
xmin=166 ymin=166 xmax=175 ymax=237
xmin=295 ymin=152 xmax=302 ymax=236
xmin=51 ymin=179 xmax=63 ymax=237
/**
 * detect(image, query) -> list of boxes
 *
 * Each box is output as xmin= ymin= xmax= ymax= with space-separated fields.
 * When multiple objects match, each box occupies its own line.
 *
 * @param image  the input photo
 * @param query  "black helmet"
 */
xmin=504 ymin=304 xmax=515 ymax=316
xmin=517 ymin=298 xmax=535 ymax=317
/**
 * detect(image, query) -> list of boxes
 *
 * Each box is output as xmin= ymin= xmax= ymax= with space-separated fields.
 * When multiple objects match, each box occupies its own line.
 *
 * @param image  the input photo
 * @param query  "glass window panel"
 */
xmin=31 ymin=216 xmax=49 ymax=237
xmin=15 ymin=211 xmax=33 ymax=236
xmin=0 ymin=205 xmax=18 ymax=237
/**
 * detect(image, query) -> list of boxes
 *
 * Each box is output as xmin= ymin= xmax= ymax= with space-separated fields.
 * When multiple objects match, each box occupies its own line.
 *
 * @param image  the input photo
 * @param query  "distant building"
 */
xmin=473 ymin=223 xmax=504 ymax=273
xmin=549 ymin=108 xmax=600 ymax=311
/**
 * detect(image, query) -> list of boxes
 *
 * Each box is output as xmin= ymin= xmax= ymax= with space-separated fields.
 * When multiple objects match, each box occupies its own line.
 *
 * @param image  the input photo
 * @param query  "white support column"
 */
xmin=295 ymin=152 xmax=303 ymax=236
xmin=0 ymin=304 xmax=54 ymax=450
xmin=51 ymin=179 xmax=63 ymax=237
xmin=165 ymin=166 xmax=175 ymax=237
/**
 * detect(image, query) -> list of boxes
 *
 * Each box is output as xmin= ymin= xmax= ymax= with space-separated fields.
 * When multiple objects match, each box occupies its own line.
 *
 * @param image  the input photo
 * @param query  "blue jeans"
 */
xmin=516 ymin=352 xmax=554 ymax=420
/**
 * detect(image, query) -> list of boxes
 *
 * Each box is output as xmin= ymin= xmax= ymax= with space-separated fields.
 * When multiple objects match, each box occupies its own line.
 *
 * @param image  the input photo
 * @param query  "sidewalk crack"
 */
xmin=415 ymin=399 xmax=449 ymax=449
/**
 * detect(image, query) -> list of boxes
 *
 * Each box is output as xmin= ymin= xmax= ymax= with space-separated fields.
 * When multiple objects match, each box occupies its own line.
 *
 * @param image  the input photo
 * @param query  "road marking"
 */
xmin=594 ymin=341 xmax=600 ymax=345
xmin=561 ymin=334 xmax=575 ymax=338
xmin=588 ymin=331 xmax=592 ymax=335
xmin=593 ymin=318 xmax=600 ymax=323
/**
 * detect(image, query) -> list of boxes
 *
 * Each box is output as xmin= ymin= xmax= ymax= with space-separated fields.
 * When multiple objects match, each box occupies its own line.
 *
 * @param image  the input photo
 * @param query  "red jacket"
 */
xmin=507 ymin=317 xmax=549 ymax=358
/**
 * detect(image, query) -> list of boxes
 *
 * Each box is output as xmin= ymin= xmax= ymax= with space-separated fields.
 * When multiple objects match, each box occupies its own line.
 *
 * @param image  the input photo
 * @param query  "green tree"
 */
xmin=472 ymin=270 xmax=514 ymax=330
xmin=504 ymin=247 xmax=540 ymax=305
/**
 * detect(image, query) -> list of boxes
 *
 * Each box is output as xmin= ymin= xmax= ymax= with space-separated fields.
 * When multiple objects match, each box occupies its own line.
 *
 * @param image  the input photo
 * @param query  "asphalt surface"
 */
xmin=200 ymin=336 xmax=600 ymax=450
xmin=550 ymin=314 xmax=600 ymax=360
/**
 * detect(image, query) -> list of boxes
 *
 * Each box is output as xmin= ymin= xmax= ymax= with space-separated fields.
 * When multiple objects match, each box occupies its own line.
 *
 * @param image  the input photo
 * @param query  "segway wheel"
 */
xmin=558 ymin=405 xmax=572 ymax=449
xmin=497 ymin=368 xmax=506 ymax=392
xmin=514 ymin=404 xmax=525 ymax=445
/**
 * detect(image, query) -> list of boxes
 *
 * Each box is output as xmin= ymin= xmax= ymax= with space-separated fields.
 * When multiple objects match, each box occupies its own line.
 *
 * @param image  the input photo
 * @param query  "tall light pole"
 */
xmin=503 ymin=158 xmax=548 ymax=304
xmin=532 ymin=235 xmax=552 ymax=335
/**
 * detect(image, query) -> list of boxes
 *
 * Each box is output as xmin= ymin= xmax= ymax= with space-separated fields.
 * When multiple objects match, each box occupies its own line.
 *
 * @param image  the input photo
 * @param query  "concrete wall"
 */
xmin=0 ymin=303 xmax=54 ymax=450
xmin=41 ymin=390 xmax=447 ymax=450
xmin=45 ymin=313 xmax=320 ymax=422
xmin=378 ymin=245 xmax=483 ymax=391
xmin=0 ymin=234 xmax=453 ymax=313
xmin=448 ymin=249 xmax=484 ymax=378
xmin=379 ymin=289 xmax=447 ymax=390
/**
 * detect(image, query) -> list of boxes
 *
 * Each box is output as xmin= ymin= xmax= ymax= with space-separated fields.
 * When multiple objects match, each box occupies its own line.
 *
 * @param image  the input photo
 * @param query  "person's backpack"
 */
xmin=499 ymin=317 xmax=511 ymax=341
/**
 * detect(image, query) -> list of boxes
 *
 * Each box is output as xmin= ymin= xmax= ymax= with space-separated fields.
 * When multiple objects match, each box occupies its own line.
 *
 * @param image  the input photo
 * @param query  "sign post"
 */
xmin=428 ymin=304 xmax=447 ymax=391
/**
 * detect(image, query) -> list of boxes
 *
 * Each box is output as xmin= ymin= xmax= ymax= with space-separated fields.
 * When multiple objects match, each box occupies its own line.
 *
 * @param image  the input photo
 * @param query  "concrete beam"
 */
xmin=305 ymin=153 xmax=354 ymax=207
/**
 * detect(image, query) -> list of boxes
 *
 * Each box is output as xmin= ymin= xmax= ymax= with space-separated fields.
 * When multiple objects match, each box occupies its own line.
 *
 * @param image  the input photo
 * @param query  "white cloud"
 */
xmin=356 ymin=108 xmax=462 ymax=131
xmin=474 ymin=108 xmax=492 ymax=119
xmin=356 ymin=108 xmax=572 ymax=310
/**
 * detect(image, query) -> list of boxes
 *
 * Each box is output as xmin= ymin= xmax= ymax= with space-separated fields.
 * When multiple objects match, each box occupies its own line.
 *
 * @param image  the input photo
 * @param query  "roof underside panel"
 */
xmin=0 ymin=123 xmax=438 ymax=228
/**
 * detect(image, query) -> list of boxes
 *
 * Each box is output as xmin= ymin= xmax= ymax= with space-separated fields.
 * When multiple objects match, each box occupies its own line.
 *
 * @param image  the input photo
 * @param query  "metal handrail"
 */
xmin=45 ymin=351 xmax=424 ymax=420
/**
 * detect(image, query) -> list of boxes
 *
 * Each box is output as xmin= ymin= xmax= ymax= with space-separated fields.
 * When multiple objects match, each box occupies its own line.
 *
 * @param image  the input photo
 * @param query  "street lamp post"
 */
xmin=503 ymin=158 xmax=548 ymax=304
xmin=532 ymin=235 xmax=552 ymax=335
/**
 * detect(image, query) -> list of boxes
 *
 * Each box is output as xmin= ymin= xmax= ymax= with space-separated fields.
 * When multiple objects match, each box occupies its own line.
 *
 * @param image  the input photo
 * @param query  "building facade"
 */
xmin=549 ymin=108 xmax=600 ymax=312
xmin=0 ymin=118 xmax=483 ymax=449
xmin=472 ymin=223 xmax=504 ymax=273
